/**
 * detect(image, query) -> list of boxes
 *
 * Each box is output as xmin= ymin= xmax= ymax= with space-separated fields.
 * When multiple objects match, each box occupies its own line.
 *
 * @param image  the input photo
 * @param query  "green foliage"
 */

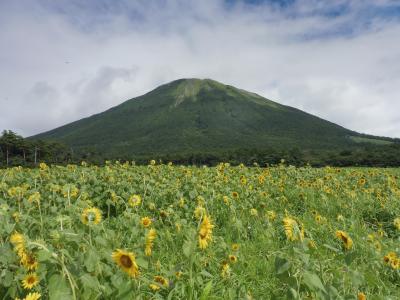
xmin=1 ymin=163 xmax=400 ymax=299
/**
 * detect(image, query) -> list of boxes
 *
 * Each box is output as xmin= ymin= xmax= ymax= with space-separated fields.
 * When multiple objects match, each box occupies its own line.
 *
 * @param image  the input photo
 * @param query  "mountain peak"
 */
xmin=33 ymin=78 xmax=386 ymax=157
xmin=169 ymin=78 xmax=225 ymax=106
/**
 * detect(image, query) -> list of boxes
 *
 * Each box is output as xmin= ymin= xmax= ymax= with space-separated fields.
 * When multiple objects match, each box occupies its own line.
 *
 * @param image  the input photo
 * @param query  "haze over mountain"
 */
xmin=32 ymin=79 xmax=395 ymax=157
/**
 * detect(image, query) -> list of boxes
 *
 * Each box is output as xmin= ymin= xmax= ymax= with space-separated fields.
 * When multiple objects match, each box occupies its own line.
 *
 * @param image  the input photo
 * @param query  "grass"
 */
xmin=349 ymin=136 xmax=394 ymax=145
xmin=0 ymin=162 xmax=399 ymax=299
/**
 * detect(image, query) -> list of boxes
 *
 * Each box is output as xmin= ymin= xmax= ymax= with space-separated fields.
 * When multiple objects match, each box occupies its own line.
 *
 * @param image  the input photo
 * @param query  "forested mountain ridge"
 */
xmin=31 ymin=78 xmax=397 ymax=156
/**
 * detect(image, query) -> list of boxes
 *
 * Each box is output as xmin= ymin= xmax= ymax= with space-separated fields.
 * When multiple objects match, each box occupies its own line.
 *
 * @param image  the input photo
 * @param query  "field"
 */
xmin=0 ymin=162 xmax=399 ymax=300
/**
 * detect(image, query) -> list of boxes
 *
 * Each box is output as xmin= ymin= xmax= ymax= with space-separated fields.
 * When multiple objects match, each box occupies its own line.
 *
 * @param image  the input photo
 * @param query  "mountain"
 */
xmin=32 ymin=78 xmax=395 ymax=158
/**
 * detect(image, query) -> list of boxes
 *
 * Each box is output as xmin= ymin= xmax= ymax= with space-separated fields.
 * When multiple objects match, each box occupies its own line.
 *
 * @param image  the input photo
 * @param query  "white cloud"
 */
xmin=0 ymin=0 xmax=399 ymax=137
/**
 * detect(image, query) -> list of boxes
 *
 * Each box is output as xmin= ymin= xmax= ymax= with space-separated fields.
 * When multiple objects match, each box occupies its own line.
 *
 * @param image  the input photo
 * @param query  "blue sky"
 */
xmin=1 ymin=0 xmax=400 ymax=137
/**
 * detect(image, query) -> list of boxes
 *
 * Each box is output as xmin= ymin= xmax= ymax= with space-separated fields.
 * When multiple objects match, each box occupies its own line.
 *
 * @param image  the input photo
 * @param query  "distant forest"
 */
xmin=1 ymin=130 xmax=400 ymax=167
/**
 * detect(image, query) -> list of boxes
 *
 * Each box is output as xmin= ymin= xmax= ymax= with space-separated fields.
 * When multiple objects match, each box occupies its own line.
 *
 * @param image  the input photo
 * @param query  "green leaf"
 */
xmin=136 ymin=257 xmax=148 ymax=269
xmin=275 ymin=257 xmax=291 ymax=275
xmin=84 ymin=250 xmax=99 ymax=273
xmin=2 ymin=270 xmax=13 ymax=287
xmin=183 ymin=240 xmax=194 ymax=258
xmin=344 ymin=252 xmax=357 ymax=266
xmin=37 ymin=249 xmax=52 ymax=262
xmin=287 ymin=288 xmax=299 ymax=299
xmin=200 ymin=281 xmax=213 ymax=300
xmin=80 ymin=273 xmax=100 ymax=291
xmin=48 ymin=274 xmax=73 ymax=300
xmin=302 ymin=272 xmax=326 ymax=293
xmin=200 ymin=270 xmax=213 ymax=278
xmin=323 ymin=244 xmax=340 ymax=253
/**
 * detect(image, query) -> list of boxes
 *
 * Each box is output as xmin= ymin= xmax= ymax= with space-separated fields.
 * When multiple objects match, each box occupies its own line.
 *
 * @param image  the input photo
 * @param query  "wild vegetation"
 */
xmin=0 ymin=162 xmax=399 ymax=299
xmin=2 ymin=130 xmax=400 ymax=168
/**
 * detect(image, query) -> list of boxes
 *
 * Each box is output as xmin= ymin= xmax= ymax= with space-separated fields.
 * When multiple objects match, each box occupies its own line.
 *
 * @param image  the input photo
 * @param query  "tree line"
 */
xmin=1 ymin=129 xmax=400 ymax=168
xmin=0 ymin=130 xmax=71 ymax=167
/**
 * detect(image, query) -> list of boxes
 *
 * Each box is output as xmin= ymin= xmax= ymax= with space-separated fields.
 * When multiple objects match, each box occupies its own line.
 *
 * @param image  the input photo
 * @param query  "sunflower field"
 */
xmin=0 ymin=161 xmax=399 ymax=299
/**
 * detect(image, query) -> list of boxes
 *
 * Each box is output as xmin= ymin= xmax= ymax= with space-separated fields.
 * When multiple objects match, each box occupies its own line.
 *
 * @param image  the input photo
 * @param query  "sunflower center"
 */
xmin=27 ymin=255 xmax=35 ymax=264
xmin=28 ymin=277 xmax=35 ymax=284
xmin=120 ymin=255 xmax=133 ymax=268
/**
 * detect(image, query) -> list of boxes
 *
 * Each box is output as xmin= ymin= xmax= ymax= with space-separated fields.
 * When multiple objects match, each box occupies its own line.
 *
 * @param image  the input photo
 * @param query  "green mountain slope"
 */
xmin=31 ymin=78 xmax=394 ymax=157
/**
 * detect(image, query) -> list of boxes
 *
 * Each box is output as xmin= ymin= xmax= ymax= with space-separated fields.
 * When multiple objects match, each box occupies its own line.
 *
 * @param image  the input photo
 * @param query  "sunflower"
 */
xmin=175 ymin=271 xmax=183 ymax=279
xmin=231 ymin=243 xmax=240 ymax=251
xmin=357 ymin=292 xmax=366 ymax=300
xmin=145 ymin=229 xmax=157 ymax=256
xmin=229 ymin=255 xmax=237 ymax=264
xmin=221 ymin=261 xmax=230 ymax=278
xmin=24 ymin=292 xmax=41 ymax=300
xmin=250 ymin=208 xmax=258 ymax=216
xmin=266 ymin=211 xmax=276 ymax=222
xmin=13 ymin=212 xmax=20 ymax=223
xmin=391 ymin=259 xmax=400 ymax=270
xmin=10 ymin=232 xmax=25 ymax=254
xmin=21 ymin=252 xmax=38 ymax=271
xmin=335 ymin=230 xmax=353 ymax=250
xmin=232 ymin=192 xmax=239 ymax=199
xmin=198 ymin=215 xmax=214 ymax=249
xmin=383 ymin=252 xmax=397 ymax=264
xmin=394 ymin=218 xmax=400 ymax=230
xmin=141 ymin=217 xmax=152 ymax=228
xmin=128 ymin=195 xmax=142 ymax=207
xmin=22 ymin=273 xmax=39 ymax=289
xmin=222 ymin=196 xmax=229 ymax=205
xmin=111 ymin=249 xmax=140 ymax=278
xmin=283 ymin=217 xmax=304 ymax=241
xmin=154 ymin=275 xmax=169 ymax=287
xmin=149 ymin=283 xmax=160 ymax=291
xmin=194 ymin=206 xmax=206 ymax=220
xmin=28 ymin=192 xmax=41 ymax=204
xmin=81 ymin=207 xmax=102 ymax=225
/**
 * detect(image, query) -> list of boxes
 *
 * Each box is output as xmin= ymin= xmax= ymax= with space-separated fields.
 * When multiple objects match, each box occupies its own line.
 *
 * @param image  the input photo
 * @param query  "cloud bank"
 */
xmin=0 ymin=0 xmax=399 ymax=137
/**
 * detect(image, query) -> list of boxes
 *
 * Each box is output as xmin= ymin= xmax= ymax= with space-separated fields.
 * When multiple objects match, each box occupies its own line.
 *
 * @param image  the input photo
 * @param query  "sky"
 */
xmin=1 ymin=0 xmax=400 ymax=138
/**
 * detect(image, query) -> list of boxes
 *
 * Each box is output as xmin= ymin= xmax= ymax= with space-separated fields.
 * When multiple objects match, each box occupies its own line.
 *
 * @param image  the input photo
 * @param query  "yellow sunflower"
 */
xmin=221 ymin=261 xmax=230 ymax=278
xmin=149 ymin=283 xmax=160 ymax=291
xmin=128 ymin=195 xmax=142 ymax=207
xmin=222 ymin=196 xmax=229 ymax=205
xmin=232 ymin=192 xmax=239 ymax=199
xmin=145 ymin=229 xmax=157 ymax=256
xmin=21 ymin=252 xmax=38 ymax=271
xmin=28 ymin=192 xmax=41 ymax=204
xmin=231 ymin=243 xmax=240 ymax=251
xmin=250 ymin=208 xmax=258 ymax=216
xmin=111 ymin=249 xmax=140 ymax=278
xmin=357 ymin=292 xmax=366 ymax=300
xmin=198 ymin=215 xmax=214 ymax=249
xmin=394 ymin=218 xmax=400 ymax=230
xmin=175 ymin=271 xmax=183 ymax=279
xmin=266 ymin=211 xmax=276 ymax=222
xmin=24 ymin=292 xmax=41 ymax=300
xmin=154 ymin=275 xmax=169 ymax=287
xmin=141 ymin=217 xmax=152 ymax=228
xmin=229 ymin=255 xmax=238 ymax=264
xmin=194 ymin=206 xmax=206 ymax=220
xmin=335 ymin=230 xmax=353 ymax=250
xmin=81 ymin=207 xmax=102 ymax=225
xmin=283 ymin=217 xmax=304 ymax=241
xmin=22 ymin=273 xmax=39 ymax=289
xmin=10 ymin=232 xmax=25 ymax=254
